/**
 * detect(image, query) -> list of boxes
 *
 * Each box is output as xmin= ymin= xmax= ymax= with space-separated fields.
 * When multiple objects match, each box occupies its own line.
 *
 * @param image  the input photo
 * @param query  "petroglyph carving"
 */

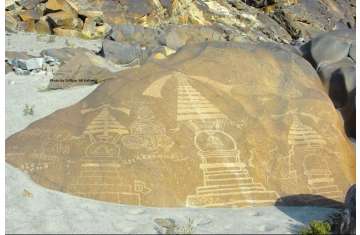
xmin=41 ymin=131 xmax=72 ymax=156
xmin=289 ymin=116 xmax=342 ymax=200
xmin=134 ymin=180 xmax=152 ymax=195
xmin=174 ymin=73 xmax=279 ymax=207
xmin=271 ymin=109 xmax=321 ymax=123
xmin=142 ymin=74 xmax=174 ymax=98
xmin=68 ymin=161 xmax=153 ymax=205
xmin=21 ymin=161 xmax=49 ymax=174
xmin=81 ymin=104 xmax=129 ymax=158
xmin=122 ymin=105 xmax=174 ymax=152
xmin=176 ymin=73 xmax=228 ymax=124
xmin=187 ymin=129 xmax=279 ymax=208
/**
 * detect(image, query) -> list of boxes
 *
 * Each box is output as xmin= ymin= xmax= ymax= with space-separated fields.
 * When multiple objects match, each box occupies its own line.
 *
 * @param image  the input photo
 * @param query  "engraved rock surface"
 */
xmin=5 ymin=42 xmax=355 ymax=208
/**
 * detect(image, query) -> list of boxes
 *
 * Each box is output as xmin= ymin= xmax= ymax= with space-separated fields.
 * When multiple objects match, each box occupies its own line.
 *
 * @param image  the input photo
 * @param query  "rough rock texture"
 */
xmin=102 ymin=39 xmax=148 ymax=65
xmin=47 ymin=48 xmax=124 ymax=89
xmin=6 ymin=42 xmax=355 ymax=208
xmin=301 ymin=29 xmax=356 ymax=138
xmin=5 ymin=0 xmax=356 ymax=44
xmin=340 ymin=184 xmax=356 ymax=234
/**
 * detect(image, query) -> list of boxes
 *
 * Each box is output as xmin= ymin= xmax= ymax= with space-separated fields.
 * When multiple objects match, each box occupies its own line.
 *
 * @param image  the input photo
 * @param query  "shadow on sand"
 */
xmin=274 ymin=194 xmax=344 ymax=233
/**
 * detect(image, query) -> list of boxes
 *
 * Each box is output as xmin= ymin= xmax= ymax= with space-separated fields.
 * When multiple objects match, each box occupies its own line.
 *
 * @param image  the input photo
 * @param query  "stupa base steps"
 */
xmin=186 ymin=190 xmax=279 ymax=208
xmin=196 ymin=183 xmax=266 ymax=195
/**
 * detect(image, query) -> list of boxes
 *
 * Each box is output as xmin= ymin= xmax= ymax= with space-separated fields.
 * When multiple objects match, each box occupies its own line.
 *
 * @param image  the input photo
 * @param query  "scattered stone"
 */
xmin=6 ymin=53 xmax=60 ymax=75
xmin=81 ymin=17 xmax=111 ymax=39
xmin=46 ymin=11 xmax=77 ymax=28
xmin=34 ymin=16 xmax=52 ymax=34
xmin=53 ymin=28 xmax=82 ymax=37
xmin=151 ymin=46 xmax=176 ymax=60
xmin=5 ymin=0 xmax=16 ymax=10
xmin=22 ymin=189 xmax=33 ymax=198
xmin=159 ymin=25 xmax=225 ymax=50
xmin=45 ymin=0 xmax=76 ymax=14
xmin=196 ymin=217 xmax=212 ymax=226
xmin=249 ymin=211 xmax=262 ymax=217
xmin=108 ymin=24 xmax=159 ymax=50
xmin=10 ymin=57 xmax=44 ymax=71
xmin=17 ymin=20 xmax=36 ymax=32
xmin=154 ymin=218 xmax=176 ymax=234
xmin=23 ymin=104 xmax=34 ymax=116
xmin=102 ymin=39 xmax=146 ymax=65
xmin=18 ymin=8 xmax=43 ymax=21
xmin=5 ymin=12 xmax=18 ymax=32
xmin=18 ymin=0 xmax=42 ymax=10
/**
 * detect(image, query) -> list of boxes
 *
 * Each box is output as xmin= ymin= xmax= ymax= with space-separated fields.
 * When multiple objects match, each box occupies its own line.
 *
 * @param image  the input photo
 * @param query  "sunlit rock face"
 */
xmin=6 ymin=42 xmax=355 ymax=208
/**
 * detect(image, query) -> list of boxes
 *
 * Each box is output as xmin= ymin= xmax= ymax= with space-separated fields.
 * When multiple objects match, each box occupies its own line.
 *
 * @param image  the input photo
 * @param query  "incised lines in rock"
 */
xmin=81 ymin=104 xmax=129 ymax=159
xmin=171 ymin=72 xmax=279 ymax=208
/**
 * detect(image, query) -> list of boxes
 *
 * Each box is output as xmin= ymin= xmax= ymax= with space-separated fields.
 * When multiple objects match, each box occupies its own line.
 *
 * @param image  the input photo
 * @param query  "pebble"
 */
xmin=127 ymin=208 xmax=145 ymax=215
xmin=196 ymin=217 xmax=212 ymax=226
xmin=249 ymin=211 xmax=262 ymax=217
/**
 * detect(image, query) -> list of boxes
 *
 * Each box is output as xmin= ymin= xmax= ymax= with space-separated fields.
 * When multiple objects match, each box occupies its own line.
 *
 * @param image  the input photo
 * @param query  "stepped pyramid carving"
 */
xmin=288 ymin=116 xmax=342 ymax=200
xmin=81 ymin=104 xmax=129 ymax=158
xmin=176 ymin=73 xmax=279 ymax=207
xmin=67 ymin=105 xmax=136 ymax=203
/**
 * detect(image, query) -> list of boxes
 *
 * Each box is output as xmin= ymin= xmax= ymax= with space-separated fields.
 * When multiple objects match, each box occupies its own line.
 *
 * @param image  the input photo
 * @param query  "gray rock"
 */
xmin=349 ymin=42 xmax=356 ymax=62
xmin=318 ymin=58 xmax=355 ymax=108
xmin=340 ymin=184 xmax=356 ymax=235
xmin=109 ymin=24 xmax=160 ymax=50
xmin=40 ymin=47 xmax=91 ymax=64
xmin=10 ymin=58 xmax=44 ymax=71
xmin=159 ymin=25 xmax=225 ymax=50
xmin=310 ymin=32 xmax=353 ymax=69
xmin=102 ymin=39 xmax=147 ymax=65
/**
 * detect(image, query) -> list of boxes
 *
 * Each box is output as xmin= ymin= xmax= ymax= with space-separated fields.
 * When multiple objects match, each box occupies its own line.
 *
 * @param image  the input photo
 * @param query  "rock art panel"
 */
xmin=6 ymin=42 xmax=355 ymax=207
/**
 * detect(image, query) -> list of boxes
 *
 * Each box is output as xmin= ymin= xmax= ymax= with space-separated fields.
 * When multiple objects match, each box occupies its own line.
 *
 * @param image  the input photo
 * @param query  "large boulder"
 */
xmin=5 ymin=42 xmax=355 ymax=208
xmin=341 ymin=184 xmax=356 ymax=235
xmin=47 ymin=48 xmax=120 ymax=89
xmin=159 ymin=25 xmax=225 ymax=50
xmin=301 ymin=30 xmax=356 ymax=138
xmin=102 ymin=39 xmax=147 ymax=65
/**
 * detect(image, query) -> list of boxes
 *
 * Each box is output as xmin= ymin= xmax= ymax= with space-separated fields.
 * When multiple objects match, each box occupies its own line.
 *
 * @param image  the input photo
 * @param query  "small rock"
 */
xmin=154 ymin=218 xmax=176 ymax=228
xmin=310 ymin=31 xmax=353 ymax=69
xmin=5 ymin=12 xmax=18 ymax=32
xmin=102 ymin=39 xmax=145 ymax=65
xmin=16 ymin=58 xmax=44 ymax=71
xmin=53 ymin=28 xmax=82 ymax=37
xmin=249 ymin=211 xmax=262 ymax=217
xmin=196 ymin=217 xmax=212 ymax=226
xmin=128 ymin=208 xmax=145 ymax=215
xmin=22 ymin=189 xmax=33 ymax=198
xmin=46 ymin=11 xmax=76 ymax=28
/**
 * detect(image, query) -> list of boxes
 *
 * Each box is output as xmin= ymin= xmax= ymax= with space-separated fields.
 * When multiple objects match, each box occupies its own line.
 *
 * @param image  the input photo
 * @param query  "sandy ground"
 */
xmin=5 ymin=32 xmax=103 ymax=56
xmin=5 ymin=31 xmax=339 ymax=234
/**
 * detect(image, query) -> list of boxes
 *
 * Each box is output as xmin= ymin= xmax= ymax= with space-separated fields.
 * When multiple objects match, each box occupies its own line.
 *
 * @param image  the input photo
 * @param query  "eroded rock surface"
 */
xmin=6 ymin=42 xmax=355 ymax=208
